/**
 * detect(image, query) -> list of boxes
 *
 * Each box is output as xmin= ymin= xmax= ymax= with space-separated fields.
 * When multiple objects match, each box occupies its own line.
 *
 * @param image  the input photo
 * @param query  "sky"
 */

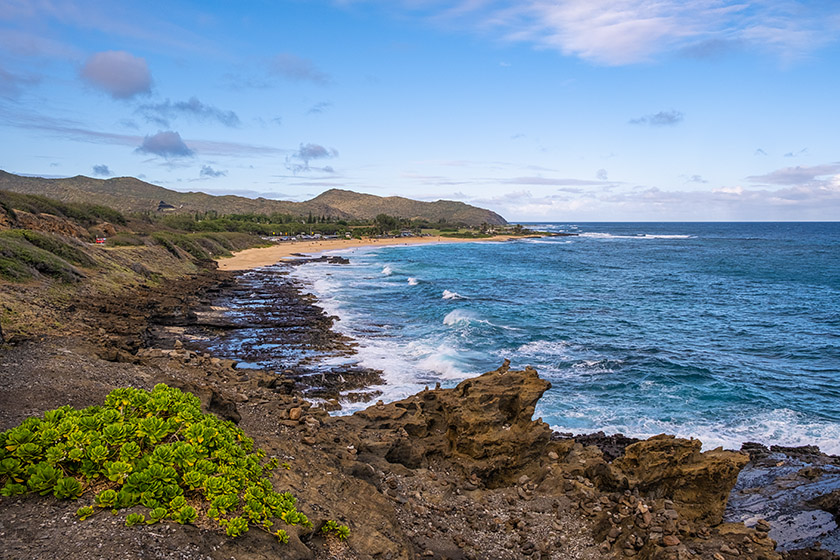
xmin=1 ymin=0 xmax=839 ymax=221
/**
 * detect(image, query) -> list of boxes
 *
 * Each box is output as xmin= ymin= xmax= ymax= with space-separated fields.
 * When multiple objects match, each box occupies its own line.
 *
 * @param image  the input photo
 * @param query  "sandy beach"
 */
xmin=217 ymin=234 xmax=517 ymax=271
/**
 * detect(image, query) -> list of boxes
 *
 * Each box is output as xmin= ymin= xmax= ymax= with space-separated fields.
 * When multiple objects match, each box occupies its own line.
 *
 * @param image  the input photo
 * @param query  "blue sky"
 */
xmin=1 ymin=0 xmax=839 ymax=221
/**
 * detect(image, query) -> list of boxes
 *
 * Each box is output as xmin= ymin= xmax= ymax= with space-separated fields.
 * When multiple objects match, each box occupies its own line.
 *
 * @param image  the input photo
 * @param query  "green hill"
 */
xmin=310 ymin=189 xmax=506 ymax=226
xmin=0 ymin=171 xmax=506 ymax=226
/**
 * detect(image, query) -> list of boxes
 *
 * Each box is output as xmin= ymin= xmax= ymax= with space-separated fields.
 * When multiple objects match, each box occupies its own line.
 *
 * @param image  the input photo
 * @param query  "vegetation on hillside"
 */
xmin=0 ymin=188 xmax=528 ymax=285
xmin=0 ymin=170 xmax=506 ymax=227
xmin=0 ymin=189 xmax=125 ymax=227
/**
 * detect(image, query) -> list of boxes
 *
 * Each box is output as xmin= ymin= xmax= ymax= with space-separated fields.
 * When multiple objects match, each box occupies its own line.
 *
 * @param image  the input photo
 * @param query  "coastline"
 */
xmin=2 ymin=259 xmax=839 ymax=558
xmin=217 ymin=234 xmax=517 ymax=271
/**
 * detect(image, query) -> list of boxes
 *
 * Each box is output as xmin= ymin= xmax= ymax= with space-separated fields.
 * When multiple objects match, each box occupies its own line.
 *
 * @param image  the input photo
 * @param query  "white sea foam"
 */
xmin=524 ymin=239 xmax=573 ymax=244
xmin=581 ymin=232 xmax=694 ymax=240
xmin=546 ymin=407 xmax=840 ymax=454
xmin=515 ymin=339 xmax=572 ymax=357
xmin=443 ymin=309 xmax=475 ymax=325
xmin=442 ymin=289 xmax=465 ymax=300
xmin=571 ymin=359 xmax=623 ymax=374
xmin=381 ymin=265 xmax=393 ymax=275
xmin=407 ymin=277 xmax=418 ymax=286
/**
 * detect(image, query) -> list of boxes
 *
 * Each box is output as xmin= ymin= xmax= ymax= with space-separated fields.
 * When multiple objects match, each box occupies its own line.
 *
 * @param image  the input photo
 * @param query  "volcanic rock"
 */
xmin=343 ymin=359 xmax=552 ymax=485
xmin=611 ymin=434 xmax=749 ymax=525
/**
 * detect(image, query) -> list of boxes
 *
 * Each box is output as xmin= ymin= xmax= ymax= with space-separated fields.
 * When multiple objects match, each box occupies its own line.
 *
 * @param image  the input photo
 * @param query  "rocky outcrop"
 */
xmin=12 ymin=209 xmax=90 ymax=239
xmin=612 ymin=435 xmax=749 ymax=525
xmin=727 ymin=442 xmax=840 ymax=555
xmin=339 ymin=359 xmax=552 ymax=484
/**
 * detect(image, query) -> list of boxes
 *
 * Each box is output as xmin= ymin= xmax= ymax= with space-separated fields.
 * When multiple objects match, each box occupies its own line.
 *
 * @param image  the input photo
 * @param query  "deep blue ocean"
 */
xmin=289 ymin=223 xmax=840 ymax=452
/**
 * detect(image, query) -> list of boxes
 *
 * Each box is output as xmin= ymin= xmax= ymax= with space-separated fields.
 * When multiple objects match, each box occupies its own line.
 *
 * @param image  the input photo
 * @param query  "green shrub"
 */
xmin=0 ymin=191 xmax=125 ymax=226
xmin=0 ymin=232 xmax=85 ymax=282
xmin=321 ymin=519 xmax=350 ymax=540
xmin=0 ymin=230 xmax=97 ymax=267
xmin=0 ymin=384 xmax=311 ymax=540
xmin=151 ymin=232 xmax=211 ymax=261
xmin=107 ymin=234 xmax=147 ymax=247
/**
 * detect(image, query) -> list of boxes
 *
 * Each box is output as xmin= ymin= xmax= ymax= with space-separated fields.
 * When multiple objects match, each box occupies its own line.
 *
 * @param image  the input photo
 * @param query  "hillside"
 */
xmin=0 ymin=171 xmax=506 ymax=226
xmin=310 ymin=189 xmax=506 ymax=226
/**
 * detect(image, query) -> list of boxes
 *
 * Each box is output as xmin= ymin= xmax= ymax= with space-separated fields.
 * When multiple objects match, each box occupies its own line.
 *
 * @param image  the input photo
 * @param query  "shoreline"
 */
xmin=217 ymin=234 xmax=518 ymax=271
xmin=2 ymin=259 xmax=839 ymax=557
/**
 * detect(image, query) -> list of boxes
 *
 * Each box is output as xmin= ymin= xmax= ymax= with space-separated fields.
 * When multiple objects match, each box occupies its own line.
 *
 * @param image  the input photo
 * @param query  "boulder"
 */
xmin=611 ymin=434 xmax=749 ymax=525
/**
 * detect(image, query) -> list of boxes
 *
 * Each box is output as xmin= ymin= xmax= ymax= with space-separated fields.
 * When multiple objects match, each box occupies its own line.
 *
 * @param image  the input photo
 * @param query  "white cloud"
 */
xmin=364 ymin=0 xmax=840 ymax=65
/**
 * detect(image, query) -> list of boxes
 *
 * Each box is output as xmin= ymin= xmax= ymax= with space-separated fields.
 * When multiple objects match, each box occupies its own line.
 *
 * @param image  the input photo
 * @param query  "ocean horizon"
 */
xmin=283 ymin=222 xmax=840 ymax=453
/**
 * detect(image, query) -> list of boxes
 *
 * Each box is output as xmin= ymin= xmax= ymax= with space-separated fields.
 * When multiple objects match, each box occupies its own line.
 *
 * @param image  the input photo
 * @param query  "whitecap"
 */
xmin=381 ymin=265 xmax=393 ymax=275
xmin=443 ymin=309 xmax=475 ymax=325
xmin=547 ymin=408 xmax=840 ymax=454
xmin=407 ymin=277 xmax=418 ymax=286
xmin=580 ymin=232 xmax=694 ymax=240
xmin=442 ymin=289 xmax=465 ymax=300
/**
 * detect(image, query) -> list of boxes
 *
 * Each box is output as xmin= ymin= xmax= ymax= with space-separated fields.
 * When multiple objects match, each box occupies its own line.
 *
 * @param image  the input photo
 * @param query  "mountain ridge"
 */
xmin=0 ymin=171 xmax=506 ymax=226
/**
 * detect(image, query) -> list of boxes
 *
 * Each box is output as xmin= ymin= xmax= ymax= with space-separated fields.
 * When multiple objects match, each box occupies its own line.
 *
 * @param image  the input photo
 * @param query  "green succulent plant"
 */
xmin=0 ymin=384 xmax=316 ymax=541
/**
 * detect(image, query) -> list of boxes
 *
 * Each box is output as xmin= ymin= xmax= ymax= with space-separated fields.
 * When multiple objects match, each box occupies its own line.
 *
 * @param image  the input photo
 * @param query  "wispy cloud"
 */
xmin=136 ymin=97 xmax=240 ymax=127
xmin=629 ymin=110 xmax=684 ymax=126
xmin=0 ymin=65 xmax=40 ymax=97
xmin=270 ymin=53 xmax=331 ymax=85
xmin=135 ymin=131 xmax=194 ymax=158
xmin=0 ymin=106 xmax=285 ymax=157
xmin=80 ymin=51 xmax=152 ymax=99
xmin=307 ymin=101 xmax=332 ymax=114
xmin=747 ymin=163 xmax=840 ymax=186
xmin=784 ymin=148 xmax=808 ymax=158
xmin=3 ymin=0 xmax=219 ymax=57
xmin=500 ymin=176 xmax=613 ymax=187
xmin=364 ymin=1 xmax=840 ymax=65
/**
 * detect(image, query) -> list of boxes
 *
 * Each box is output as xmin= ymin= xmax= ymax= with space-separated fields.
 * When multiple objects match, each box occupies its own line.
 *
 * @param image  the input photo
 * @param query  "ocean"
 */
xmin=288 ymin=223 xmax=840 ymax=453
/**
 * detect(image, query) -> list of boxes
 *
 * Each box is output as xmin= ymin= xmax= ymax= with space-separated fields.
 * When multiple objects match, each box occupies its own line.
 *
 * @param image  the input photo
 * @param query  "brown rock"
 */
xmin=348 ymin=360 xmax=553 ymax=484
xmin=289 ymin=406 xmax=303 ymax=421
xmin=663 ymin=535 xmax=680 ymax=547
xmin=611 ymin=435 xmax=749 ymax=525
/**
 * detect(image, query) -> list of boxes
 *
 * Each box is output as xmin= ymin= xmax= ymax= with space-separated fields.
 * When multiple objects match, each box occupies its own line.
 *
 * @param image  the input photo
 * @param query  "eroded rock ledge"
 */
xmin=3 ymin=338 xmax=835 ymax=559
xmin=304 ymin=359 xmax=779 ymax=560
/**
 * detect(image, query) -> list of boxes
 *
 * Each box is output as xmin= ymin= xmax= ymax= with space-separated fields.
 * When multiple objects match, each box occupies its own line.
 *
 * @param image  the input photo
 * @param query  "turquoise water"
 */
xmin=289 ymin=223 xmax=840 ymax=452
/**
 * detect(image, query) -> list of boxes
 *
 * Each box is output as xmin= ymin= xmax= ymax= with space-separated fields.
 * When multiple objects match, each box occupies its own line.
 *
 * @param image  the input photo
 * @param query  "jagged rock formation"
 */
xmin=340 ymin=360 xmax=552 ymax=483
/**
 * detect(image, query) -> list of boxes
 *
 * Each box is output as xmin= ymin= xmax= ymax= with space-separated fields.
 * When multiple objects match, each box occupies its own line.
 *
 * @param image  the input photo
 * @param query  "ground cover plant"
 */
xmin=0 ymin=384 xmax=313 ymax=542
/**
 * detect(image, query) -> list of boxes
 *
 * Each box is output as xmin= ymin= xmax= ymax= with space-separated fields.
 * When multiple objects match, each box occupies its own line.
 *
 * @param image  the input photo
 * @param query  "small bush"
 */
xmin=0 ymin=191 xmax=126 ymax=226
xmin=0 ymin=233 xmax=85 ymax=282
xmin=151 ymin=232 xmax=211 ymax=261
xmin=1 ymin=230 xmax=97 ymax=268
xmin=0 ymin=384 xmax=312 ymax=539
xmin=107 ymin=234 xmax=147 ymax=247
